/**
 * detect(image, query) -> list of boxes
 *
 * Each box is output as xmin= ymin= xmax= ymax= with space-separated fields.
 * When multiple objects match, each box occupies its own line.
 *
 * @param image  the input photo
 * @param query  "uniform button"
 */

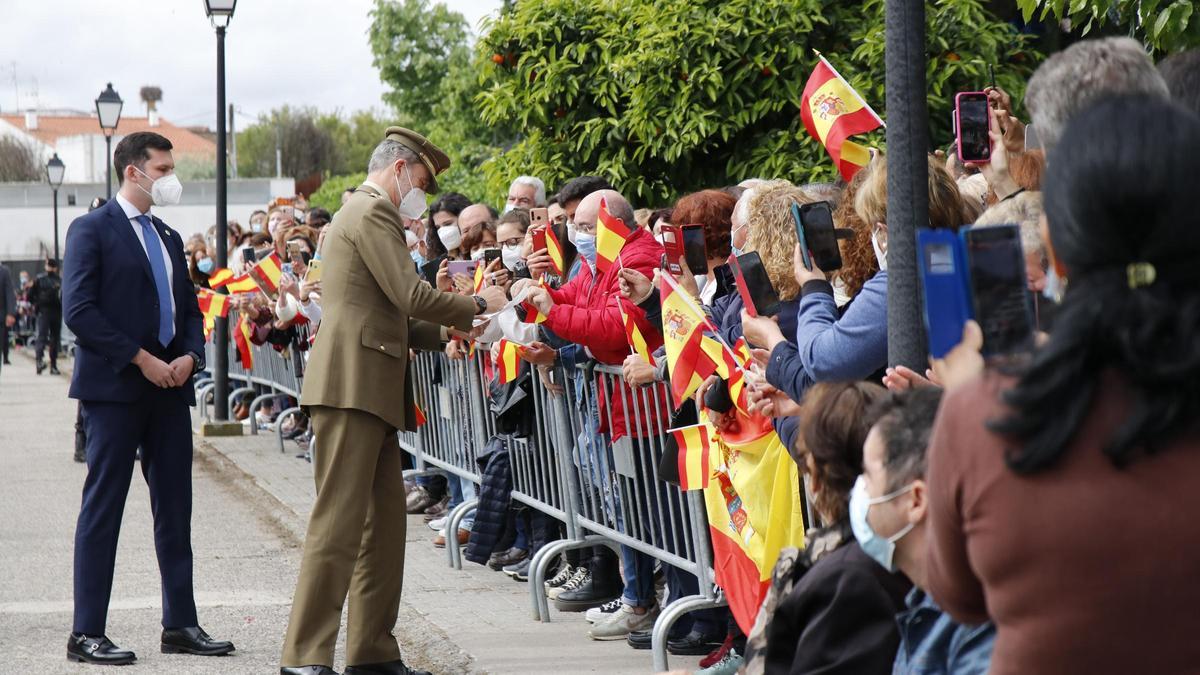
xmin=380 ymin=344 xmax=387 ymax=351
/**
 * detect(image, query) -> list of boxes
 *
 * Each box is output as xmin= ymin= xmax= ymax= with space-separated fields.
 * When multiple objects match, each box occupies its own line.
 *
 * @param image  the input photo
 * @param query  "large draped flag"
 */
xmin=248 ymin=252 xmax=284 ymax=297
xmin=596 ymin=197 xmax=634 ymax=274
xmin=800 ymin=53 xmax=884 ymax=181
xmin=234 ymin=314 xmax=254 ymax=369
xmin=704 ymin=414 xmax=807 ymax=633
xmin=619 ymin=300 xmax=652 ymax=364
xmin=672 ymin=423 xmax=712 ymax=490
xmin=495 ymin=339 xmax=526 ymax=384
xmin=659 ymin=272 xmax=724 ymax=407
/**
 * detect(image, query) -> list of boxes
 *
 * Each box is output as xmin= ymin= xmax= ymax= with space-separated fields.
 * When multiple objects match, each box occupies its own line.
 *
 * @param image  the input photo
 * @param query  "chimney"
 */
xmin=24 ymin=110 xmax=38 ymax=130
xmin=148 ymin=110 xmax=159 ymax=127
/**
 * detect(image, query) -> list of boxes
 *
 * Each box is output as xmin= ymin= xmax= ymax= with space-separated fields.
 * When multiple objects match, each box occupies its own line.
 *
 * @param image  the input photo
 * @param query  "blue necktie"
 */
xmin=135 ymin=215 xmax=175 ymax=347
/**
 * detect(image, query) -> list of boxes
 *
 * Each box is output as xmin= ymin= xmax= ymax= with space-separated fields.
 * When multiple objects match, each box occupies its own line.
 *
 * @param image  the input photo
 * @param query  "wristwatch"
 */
xmin=472 ymin=295 xmax=488 ymax=315
xmin=186 ymin=350 xmax=205 ymax=376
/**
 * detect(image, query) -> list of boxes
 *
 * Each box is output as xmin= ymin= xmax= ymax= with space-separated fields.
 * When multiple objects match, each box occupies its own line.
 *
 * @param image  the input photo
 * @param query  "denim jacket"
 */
xmin=893 ymin=588 xmax=995 ymax=675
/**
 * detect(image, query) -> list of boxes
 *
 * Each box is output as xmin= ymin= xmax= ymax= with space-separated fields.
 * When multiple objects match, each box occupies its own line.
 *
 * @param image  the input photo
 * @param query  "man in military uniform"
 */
xmin=279 ymin=128 xmax=506 ymax=675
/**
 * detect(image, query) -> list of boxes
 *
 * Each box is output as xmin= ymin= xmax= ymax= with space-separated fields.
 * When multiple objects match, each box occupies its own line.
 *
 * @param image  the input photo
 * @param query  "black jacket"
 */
xmin=464 ymin=438 xmax=513 ymax=565
xmin=763 ymin=539 xmax=910 ymax=674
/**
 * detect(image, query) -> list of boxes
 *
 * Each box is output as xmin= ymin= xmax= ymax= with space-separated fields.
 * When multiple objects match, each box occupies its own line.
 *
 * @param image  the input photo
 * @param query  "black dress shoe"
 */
xmin=161 ymin=626 xmax=235 ymax=656
xmin=626 ymin=629 xmax=652 ymax=650
xmin=281 ymin=667 xmax=339 ymax=675
xmin=67 ymin=633 xmax=137 ymax=665
xmin=667 ymin=629 xmax=724 ymax=656
xmin=344 ymin=658 xmax=431 ymax=675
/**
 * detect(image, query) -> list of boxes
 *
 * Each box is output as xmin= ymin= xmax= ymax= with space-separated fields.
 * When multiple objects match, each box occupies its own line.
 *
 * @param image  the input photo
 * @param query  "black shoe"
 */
xmin=74 ymin=447 xmax=86 ymax=463
xmin=667 ymin=629 xmax=724 ymax=656
xmin=493 ymin=546 xmax=528 ymax=569
xmin=628 ymin=629 xmax=654 ymax=650
xmin=3 ymin=357 xmax=11 ymax=365
xmin=50 ymin=365 xmax=61 ymax=375
xmin=504 ymin=557 xmax=531 ymax=581
xmin=161 ymin=626 xmax=235 ymax=656
xmin=36 ymin=359 xmax=45 ymax=374
xmin=67 ymin=633 xmax=137 ymax=665
xmin=553 ymin=572 xmax=622 ymax=612
xmin=344 ymin=658 xmax=431 ymax=675
xmin=281 ymin=668 xmax=339 ymax=675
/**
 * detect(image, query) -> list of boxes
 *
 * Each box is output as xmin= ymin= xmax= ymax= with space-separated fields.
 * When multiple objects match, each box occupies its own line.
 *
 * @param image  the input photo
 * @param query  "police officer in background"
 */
xmin=31 ymin=257 xmax=63 ymax=375
xmin=0 ymin=258 xmax=14 ymax=370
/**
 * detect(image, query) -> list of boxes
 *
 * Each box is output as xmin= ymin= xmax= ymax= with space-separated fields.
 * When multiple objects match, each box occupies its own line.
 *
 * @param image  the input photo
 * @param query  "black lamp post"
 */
xmin=94 ymin=83 xmax=123 ymax=200
xmin=205 ymin=0 xmax=237 ymax=422
xmin=46 ymin=153 xmax=65 ymax=262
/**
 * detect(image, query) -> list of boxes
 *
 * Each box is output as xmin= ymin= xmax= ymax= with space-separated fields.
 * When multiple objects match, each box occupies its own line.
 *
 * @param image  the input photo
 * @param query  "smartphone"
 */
xmin=729 ymin=251 xmax=781 ymax=317
xmin=286 ymin=241 xmax=312 ymax=267
xmin=531 ymin=226 xmax=547 ymax=253
xmin=797 ymin=201 xmax=843 ymax=271
xmin=917 ymin=228 xmax=973 ymax=358
xmin=447 ymin=260 xmax=478 ymax=279
xmin=962 ymin=225 xmax=1035 ymax=356
xmin=660 ymin=226 xmax=685 ymax=275
xmin=241 ymin=246 xmax=257 ymax=267
xmin=1024 ymin=124 xmax=1041 ymax=152
xmin=712 ymin=263 xmax=736 ymax=301
xmin=681 ymin=225 xmax=708 ymax=275
xmin=530 ymin=208 xmax=549 ymax=230
xmin=304 ymin=258 xmax=322 ymax=284
xmin=955 ymin=92 xmax=992 ymax=163
xmin=421 ymin=254 xmax=446 ymax=285
xmin=483 ymin=248 xmax=502 ymax=269
xmin=789 ymin=203 xmax=814 ymax=271
xmin=281 ymin=262 xmax=294 ymax=277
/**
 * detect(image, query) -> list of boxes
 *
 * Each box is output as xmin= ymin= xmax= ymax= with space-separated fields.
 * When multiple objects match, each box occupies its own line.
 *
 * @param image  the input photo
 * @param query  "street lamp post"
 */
xmin=45 ymin=154 xmax=65 ymax=262
xmin=94 ymin=83 xmax=123 ymax=200
xmin=205 ymin=0 xmax=237 ymax=423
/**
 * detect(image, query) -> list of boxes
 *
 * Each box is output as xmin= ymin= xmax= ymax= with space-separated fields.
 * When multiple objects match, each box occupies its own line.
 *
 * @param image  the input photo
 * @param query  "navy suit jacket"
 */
xmin=63 ymin=197 xmax=204 ymax=405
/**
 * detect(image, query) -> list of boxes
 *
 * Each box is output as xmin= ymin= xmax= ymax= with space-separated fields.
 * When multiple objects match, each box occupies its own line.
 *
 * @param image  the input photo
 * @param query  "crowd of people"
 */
xmin=36 ymin=33 xmax=1200 ymax=674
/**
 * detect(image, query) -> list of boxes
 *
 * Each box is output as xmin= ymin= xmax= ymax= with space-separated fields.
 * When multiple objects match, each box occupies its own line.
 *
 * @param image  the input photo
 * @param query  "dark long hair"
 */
xmin=990 ymin=96 xmax=1200 ymax=473
xmin=425 ymin=192 xmax=471 ymax=259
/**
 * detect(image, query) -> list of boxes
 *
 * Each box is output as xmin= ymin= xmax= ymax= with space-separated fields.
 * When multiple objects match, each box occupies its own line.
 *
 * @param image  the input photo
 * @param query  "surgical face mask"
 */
xmin=197 ymin=257 xmax=215 ymax=275
xmin=20 ymin=274 xmax=29 ymax=285
xmin=566 ymin=220 xmax=578 ymax=244
xmin=133 ymin=167 xmax=183 ymax=206
xmin=574 ymin=232 xmax=597 ymax=264
xmin=394 ymin=164 xmax=428 ymax=220
xmin=654 ymin=233 xmax=667 ymax=247
xmin=250 ymin=221 xmax=264 ymax=233
xmin=730 ymin=222 xmax=746 ymax=258
xmin=872 ymin=228 xmax=888 ymax=271
xmin=849 ymin=475 xmax=914 ymax=572
xmin=438 ymin=224 xmax=462 ymax=250
xmin=1043 ymin=264 xmax=1063 ymax=303
xmin=410 ymin=249 xmax=425 ymax=267
xmin=405 ymin=229 xmax=420 ymax=248
xmin=470 ymin=248 xmax=491 ymax=262
xmin=502 ymin=244 xmax=523 ymax=270
xmin=832 ymin=276 xmax=851 ymax=307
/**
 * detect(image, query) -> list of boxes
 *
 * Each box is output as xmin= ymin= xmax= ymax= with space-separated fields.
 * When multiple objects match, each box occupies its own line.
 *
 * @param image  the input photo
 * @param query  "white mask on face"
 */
xmin=470 ymin=248 xmax=489 ymax=262
xmin=654 ymin=233 xmax=667 ymax=246
xmin=502 ymin=244 xmax=523 ymax=270
xmin=566 ymin=220 xmax=578 ymax=244
xmin=405 ymin=229 xmax=419 ymax=248
xmin=394 ymin=164 xmax=428 ymax=220
xmin=438 ymin=224 xmax=462 ymax=250
xmin=872 ymin=228 xmax=888 ymax=271
xmin=133 ymin=167 xmax=183 ymax=206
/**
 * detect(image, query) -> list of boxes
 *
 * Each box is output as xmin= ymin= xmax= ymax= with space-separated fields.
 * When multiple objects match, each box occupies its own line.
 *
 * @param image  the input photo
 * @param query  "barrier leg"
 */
xmin=196 ymin=384 xmax=215 ymax=421
xmin=528 ymin=534 xmax=619 ymax=623
xmin=651 ymin=592 xmax=728 ymax=673
xmin=445 ymin=497 xmax=478 ymax=570
xmin=275 ymin=407 xmax=305 ymax=453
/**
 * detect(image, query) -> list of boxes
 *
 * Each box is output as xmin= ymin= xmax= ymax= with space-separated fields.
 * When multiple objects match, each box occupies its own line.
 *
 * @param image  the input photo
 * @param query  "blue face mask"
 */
xmin=574 ymin=232 xmax=597 ymax=264
xmin=410 ymin=249 xmax=425 ymax=267
xmin=197 ymin=257 xmax=214 ymax=274
xmin=849 ymin=475 xmax=914 ymax=572
xmin=1043 ymin=264 xmax=1063 ymax=303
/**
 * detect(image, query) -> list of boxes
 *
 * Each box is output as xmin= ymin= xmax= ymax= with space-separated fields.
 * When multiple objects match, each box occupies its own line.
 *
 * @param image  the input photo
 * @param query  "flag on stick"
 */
xmin=473 ymin=260 xmax=486 ymax=294
xmin=210 ymin=270 xmax=259 ymax=294
xmin=800 ymin=53 xmax=884 ymax=181
xmin=659 ymin=272 xmax=722 ymax=407
xmin=207 ymin=268 xmax=236 ymax=287
xmin=619 ymin=300 xmax=652 ymax=364
xmin=596 ymin=197 xmax=634 ymax=274
xmin=545 ymin=225 xmax=565 ymax=276
xmin=672 ymin=423 xmax=713 ymax=490
xmin=234 ymin=314 xmax=254 ymax=369
xmin=247 ymin=252 xmax=284 ymax=297
xmin=495 ymin=339 xmax=526 ymax=384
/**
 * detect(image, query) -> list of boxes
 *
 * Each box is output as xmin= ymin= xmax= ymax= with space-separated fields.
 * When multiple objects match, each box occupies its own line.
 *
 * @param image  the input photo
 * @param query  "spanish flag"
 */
xmin=704 ymin=414 xmax=807 ymax=633
xmin=210 ymin=270 xmax=259 ymax=294
xmin=672 ymin=423 xmax=712 ymax=490
xmin=520 ymin=300 xmax=547 ymax=324
xmin=196 ymin=289 xmax=230 ymax=320
xmin=248 ymin=252 xmax=283 ymax=296
xmin=715 ymin=336 xmax=754 ymax=413
xmin=495 ymin=339 xmax=525 ymax=384
xmin=800 ymin=53 xmax=884 ymax=181
xmin=659 ymin=272 xmax=722 ymax=407
xmin=473 ymin=259 xmax=486 ymax=294
xmin=545 ymin=224 xmax=565 ymax=276
xmin=234 ymin=314 xmax=254 ymax=369
xmin=207 ymin=268 xmax=235 ymax=287
xmin=619 ymin=300 xmax=652 ymax=364
xmin=412 ymin=402 xmax=428 ymax=427
xmin=596 ymin=197 xmax=634 ymax=274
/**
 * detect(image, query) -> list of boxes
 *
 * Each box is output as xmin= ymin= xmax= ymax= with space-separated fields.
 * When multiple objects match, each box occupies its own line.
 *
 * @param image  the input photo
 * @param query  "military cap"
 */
xmin=383 ymin=126 xmax=451 ymax=195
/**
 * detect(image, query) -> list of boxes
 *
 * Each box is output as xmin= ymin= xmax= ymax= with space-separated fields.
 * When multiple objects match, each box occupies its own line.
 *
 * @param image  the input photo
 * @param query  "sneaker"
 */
xmin=504 ymin=558 xmax=531 ymax=581
xmin=585 ymin=598 xmax=623 ymax=624
xmin=406 ymin=486 xmax=437 ymax=514
xmin=544 ymin=564 xmax=575 ymax=596
xmin=547 ymin=566 xmax=585 ymax=600
xmin=427 ymin=516 xmax=448 ymax=531
xmin=699 ymin=632 xmax=735 ymax=669
xmin=587 ymin=602 xmax=658 ymax=640
xmin=696 ymin=648 xmax=744 ymax=675
xmin=493 ymin=547 xmax=529 ymax=570
xmin=554 ymin=569 xmax=622 ymax=612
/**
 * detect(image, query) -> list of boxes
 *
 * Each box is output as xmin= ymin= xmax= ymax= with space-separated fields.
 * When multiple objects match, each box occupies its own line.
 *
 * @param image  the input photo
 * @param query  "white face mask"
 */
xmin=470 ymin=248 xmax=490 ymax=262
xmin=566 ymin=220 xmax=578 ymax=244
xmin=502 ymin=244 xmax=522 ymax=270
xmin=872 ymin=228 xmax=888 ymax=271
xmin=405 ymin=229 xmax=419 ymax=248
xmin=394 ymin=164 xmax=428 ymax=220
xmin=438 ymin=224 xmax=462 ymax=250
xmin=133 ymin=167 xmax=182 ymax=206
xmin=654 ymin=233 xmax=667 ymax=246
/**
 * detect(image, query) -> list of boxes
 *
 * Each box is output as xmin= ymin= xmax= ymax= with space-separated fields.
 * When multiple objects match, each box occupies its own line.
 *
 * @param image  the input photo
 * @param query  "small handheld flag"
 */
xmin=619 ymin=300 xmax=652 ymax=364
xmin=495 ymin=339 xmax=527 ymax=384
xmin=671 ymin=423 xmax=712 ymax=490
xmin=596 ymin=197 xmax=635 ymax=274
xmin=800 ymin=53 xmax=884 ymax=181
xmin=545 ymin=225 xmax=565 ymax=277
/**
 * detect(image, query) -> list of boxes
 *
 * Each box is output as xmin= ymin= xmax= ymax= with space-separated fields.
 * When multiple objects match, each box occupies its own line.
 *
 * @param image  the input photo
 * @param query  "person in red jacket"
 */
xmin=527 ymin=189 xmax=671 ymax=640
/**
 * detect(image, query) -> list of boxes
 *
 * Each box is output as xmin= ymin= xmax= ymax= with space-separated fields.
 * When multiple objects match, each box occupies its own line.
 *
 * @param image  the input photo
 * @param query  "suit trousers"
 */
xmin=281 ymin=405 xmax=408 ymax=667
xmin=74 ymin=392 xmax=197 ymax=635
xmin=36 ymin=309 xmax=61 ymax=363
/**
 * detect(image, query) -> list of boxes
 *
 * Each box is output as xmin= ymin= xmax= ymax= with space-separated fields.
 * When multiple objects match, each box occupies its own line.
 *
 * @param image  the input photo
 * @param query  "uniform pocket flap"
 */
xmin=361 ymin=324 xmax=405 ymax=358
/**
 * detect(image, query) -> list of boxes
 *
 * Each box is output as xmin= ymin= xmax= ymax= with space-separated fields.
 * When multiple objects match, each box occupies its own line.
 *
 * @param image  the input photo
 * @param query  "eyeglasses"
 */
xmin=499 ymin=237 xmax=523 ymax=248
xmin=574 ymin=221 xmax=597 ymax=235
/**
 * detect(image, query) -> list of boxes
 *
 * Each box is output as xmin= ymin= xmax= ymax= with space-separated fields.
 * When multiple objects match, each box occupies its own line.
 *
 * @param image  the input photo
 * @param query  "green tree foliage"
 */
xmin=475 ymin=0 xmax=1037 ymax=204
xmin=235 ymin=106 xmax=340 ymax=181
xmin=1017 ymin=0 xmax=1199 ymax=54
xmin=308 ymin=171 xmax=367 ymax=213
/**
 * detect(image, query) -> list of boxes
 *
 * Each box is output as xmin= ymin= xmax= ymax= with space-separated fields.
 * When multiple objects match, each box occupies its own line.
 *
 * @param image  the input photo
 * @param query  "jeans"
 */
xmin=448 ymin=476 xmax=476 ymax=530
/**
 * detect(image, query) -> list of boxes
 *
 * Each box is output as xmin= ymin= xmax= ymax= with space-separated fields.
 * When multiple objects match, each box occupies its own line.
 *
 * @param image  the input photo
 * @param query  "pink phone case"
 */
xmin=955 ymin=91 xmax=992 ymax=164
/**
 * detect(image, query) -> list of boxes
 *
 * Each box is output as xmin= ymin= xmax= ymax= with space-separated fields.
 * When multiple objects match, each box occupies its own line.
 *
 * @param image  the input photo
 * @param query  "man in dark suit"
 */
xmin=62 ymin=131 xmax=233 ymax=666
xmin=0 ymin=260 xmax=14 ymax=371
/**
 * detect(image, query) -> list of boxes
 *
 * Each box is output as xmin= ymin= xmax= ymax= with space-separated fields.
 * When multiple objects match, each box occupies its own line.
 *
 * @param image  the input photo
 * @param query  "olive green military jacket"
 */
xmin=299 ymin=183 xmax=475 ymax=431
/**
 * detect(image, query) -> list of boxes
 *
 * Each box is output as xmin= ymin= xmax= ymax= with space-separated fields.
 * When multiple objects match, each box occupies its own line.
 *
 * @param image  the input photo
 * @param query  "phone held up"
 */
xmin=728 ymin=251 xmax=781 ymax=318
xmin=660 ymin=225 xmax=686 ymax=275
xmin=955 ymin=92 xmax=992 ymax=164
xmin=791 ymin=201 xmax=843 ymax=271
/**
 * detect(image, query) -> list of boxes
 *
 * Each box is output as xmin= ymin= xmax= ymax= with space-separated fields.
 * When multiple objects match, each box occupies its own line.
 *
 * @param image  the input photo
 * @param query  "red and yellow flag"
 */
xmin=672 ymin=423 xmax=712 ymax=490
xmin=248 ymin=252 xmax=283 ymax=296
xmin=800 ymin=54 xmax=884 ymax=181
xmin=714 ymin=336 xmax=754 ymax=413
xmin=473 ymin=260 xmax=486 ymax=294
xmin=207 ymin=268 xmax=235 ymax=287
xmin=545 ymin=225 xmax=565 ymax=277
xmin=659 ymin=272 xmax=722 ymax=407
xmin=619 ymin=300 xmax=652 ymax=364
xmin=210 ymin=270 xmax=259 ymax=294
xmin=520 ymin=301 xmax=547 ymax=324
xmin=197 ymin=289 xmax=230 ymax=342
xmin=495 ymin=339 xmax=526 ymax=384
xmin=234 ymin=314 xmax=254 ymax=369
xmin=596 ymin=197 xmax=634 ymax=274
xmin=412 ymin=402 xmax=428 ymax=427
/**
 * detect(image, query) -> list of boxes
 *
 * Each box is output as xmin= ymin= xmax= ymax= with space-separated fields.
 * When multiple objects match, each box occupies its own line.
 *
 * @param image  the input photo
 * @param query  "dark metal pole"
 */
xmin=213 ymin=24 xmax=230 ymax=421
xmin=104 ymin=135 xmax=113 ymax=200
xmin=52 ymin=188 xmax=59 ymax=262
xmin=884 ymin=0 xmax=929 ymax=370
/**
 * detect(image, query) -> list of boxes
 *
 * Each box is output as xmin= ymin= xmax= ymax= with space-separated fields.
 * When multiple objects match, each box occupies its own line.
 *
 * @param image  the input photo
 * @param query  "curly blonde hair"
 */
xmin=744 ymin=180 xmax=815 ymax=301
xmin=832 ymin=167 xmax=878 ymax=299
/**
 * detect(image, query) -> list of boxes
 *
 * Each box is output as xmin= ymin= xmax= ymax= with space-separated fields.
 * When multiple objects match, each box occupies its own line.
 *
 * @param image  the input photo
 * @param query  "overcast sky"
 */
xmin=0 ymin=0 xmax=501 ymax=128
